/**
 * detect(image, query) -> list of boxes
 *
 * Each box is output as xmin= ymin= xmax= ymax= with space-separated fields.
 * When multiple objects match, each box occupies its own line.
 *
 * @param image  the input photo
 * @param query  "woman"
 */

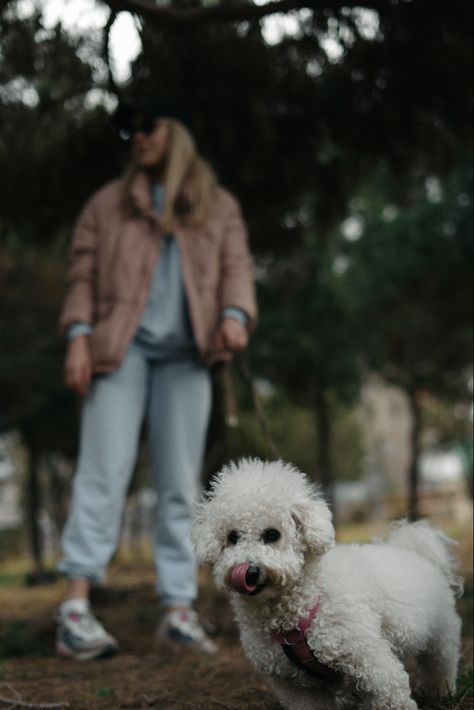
xmin=56 ymin=97 xmax=257 ymax=659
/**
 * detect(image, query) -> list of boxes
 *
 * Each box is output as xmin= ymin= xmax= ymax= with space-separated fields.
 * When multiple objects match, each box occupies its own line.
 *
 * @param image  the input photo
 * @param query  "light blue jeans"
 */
xmin=58 ymin=343 xmax=212 ymax=608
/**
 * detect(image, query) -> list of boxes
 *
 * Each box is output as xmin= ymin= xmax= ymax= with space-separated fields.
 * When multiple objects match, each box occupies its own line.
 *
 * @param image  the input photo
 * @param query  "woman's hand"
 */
xmin=213 ymin=318 xmax=249 ymax=352
xmin=65 ymin=335 xmax=92 ymax=396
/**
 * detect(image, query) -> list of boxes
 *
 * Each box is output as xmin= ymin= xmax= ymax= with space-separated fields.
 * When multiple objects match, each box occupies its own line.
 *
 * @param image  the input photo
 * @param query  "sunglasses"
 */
xmin=120 ymin=114 xmax=161 ymax=141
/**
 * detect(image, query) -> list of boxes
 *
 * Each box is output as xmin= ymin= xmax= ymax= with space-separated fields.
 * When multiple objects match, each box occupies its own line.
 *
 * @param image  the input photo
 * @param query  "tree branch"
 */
xmin=0 ymin=684 xmax=70 ymax=709
xmin=103 ymin=0 xmax=386 ymax=28
xmin=0 ymin=699 xmax=69 ymax=709
xmin=102 ymin=9 xmax=119 ymax=95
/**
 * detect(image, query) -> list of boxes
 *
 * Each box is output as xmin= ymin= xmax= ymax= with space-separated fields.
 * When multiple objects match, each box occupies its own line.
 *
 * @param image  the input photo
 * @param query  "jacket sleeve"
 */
xmin=58 ymin=196 xmax=99 ymax=336
xmin=220 ymin=197 xmax=258 ymax=331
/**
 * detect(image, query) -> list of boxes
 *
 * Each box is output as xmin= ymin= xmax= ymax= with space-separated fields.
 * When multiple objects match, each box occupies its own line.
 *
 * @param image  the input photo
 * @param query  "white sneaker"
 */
xmin=56 ymin=600 xmax=119 ymax=660
xmin=156 ymin=609 xmax=217 ymax=654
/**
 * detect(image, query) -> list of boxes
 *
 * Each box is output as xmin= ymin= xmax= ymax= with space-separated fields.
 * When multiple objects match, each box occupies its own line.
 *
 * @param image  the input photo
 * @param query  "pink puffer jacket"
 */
xmin=59 ymin=171 xmax=257 ymax=372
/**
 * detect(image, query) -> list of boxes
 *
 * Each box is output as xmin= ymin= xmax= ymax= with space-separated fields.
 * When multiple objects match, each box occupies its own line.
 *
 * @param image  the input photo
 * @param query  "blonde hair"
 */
xmin=123 ymin=119 xmax=217 ymax=230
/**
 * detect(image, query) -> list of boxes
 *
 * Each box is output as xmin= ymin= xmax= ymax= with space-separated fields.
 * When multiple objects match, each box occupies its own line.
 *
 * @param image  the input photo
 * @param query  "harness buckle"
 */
xmin=281 ymin=628 xmax=303 ymax=647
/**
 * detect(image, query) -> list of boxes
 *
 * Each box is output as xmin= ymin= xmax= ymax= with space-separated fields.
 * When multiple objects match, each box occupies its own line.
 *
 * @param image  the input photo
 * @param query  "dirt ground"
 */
xmin=0 ymin=529 xmax=472 ymax=710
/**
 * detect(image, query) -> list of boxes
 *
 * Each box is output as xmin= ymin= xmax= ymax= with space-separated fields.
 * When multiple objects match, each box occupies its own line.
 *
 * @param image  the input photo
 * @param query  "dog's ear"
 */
xmin=191 ymin=500 xmax=222 ymax=565
xmin=292 ymin=497 xmax=335 ymax=555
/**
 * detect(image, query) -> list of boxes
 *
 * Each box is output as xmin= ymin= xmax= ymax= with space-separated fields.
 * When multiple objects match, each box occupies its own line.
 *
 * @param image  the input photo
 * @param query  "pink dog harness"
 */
xmin=273 ymin=598 xmax=340 ymax=683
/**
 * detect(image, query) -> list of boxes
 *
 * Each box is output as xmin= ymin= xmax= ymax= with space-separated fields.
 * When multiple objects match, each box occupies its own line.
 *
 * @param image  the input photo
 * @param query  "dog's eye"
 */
xmin=227 ymin=530 xmax=240 ymax=545
xmin=262 ymin=528 xmax=281 ymax=544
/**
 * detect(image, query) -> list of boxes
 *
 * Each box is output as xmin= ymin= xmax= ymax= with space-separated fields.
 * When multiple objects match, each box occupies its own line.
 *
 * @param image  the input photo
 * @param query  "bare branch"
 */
xmin=0 ymin=700 xmax=69 ymax=709
xmin=0 ymin=684 xmax=70 ymax=710
xmin=0 ymin=698 xmax=69 ymax=709
xmin=102 ymin=0 xmax=386 ymax=28
xmin=102 ymin=9 xmax=119 ymax=95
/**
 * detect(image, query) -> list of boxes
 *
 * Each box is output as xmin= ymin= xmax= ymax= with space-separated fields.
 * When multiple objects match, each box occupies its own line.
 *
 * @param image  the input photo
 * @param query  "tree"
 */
xmin=113 ymin=0 xmax=472 ymax=510
xmin=248 ymin=228 xmax=363 ymax=509
xmin=0 ymin=6 xmax=123 ymax=577
xmin=0 ymin=8 xmax=125 ymax=251
xmin=0 ymin=0 xmax=472 ymax=553
xmin=345 ymin=162 xmax=473 ymax=518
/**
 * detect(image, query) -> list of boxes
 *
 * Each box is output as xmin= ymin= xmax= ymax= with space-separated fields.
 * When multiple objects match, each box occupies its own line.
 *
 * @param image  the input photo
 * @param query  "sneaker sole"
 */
xmin=155 ymin=631 xmax=217 ymax=655
xmin=56 ymin=640 xmax=119 ymax=661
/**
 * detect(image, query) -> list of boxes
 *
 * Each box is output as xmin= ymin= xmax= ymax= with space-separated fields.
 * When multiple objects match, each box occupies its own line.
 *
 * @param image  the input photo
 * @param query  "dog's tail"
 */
xmin=385 ymin=520 xmax=463 ymax=596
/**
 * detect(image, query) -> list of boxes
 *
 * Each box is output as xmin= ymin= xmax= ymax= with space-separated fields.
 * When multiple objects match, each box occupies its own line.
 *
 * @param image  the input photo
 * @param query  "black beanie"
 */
xmin=114 ymin=97 xmax=194 ymax=137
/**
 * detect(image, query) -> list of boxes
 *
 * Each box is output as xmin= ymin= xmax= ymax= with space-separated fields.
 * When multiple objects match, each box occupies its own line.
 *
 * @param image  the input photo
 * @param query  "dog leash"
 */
xmin=273 ymin=599 xmax=340 ymax=683
xmin=234 ymin=351 xmax=280 ymax=460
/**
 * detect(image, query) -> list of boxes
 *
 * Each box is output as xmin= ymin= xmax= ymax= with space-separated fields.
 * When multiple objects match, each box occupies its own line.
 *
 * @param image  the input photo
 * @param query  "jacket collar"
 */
xmin=129 ymin=170 xmax=155 ymax=219
xmin=128 ymin=169 xmax=193 ymax=230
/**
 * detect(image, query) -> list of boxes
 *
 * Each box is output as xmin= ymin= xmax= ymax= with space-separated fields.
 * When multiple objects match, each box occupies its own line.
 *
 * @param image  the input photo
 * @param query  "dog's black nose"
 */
xmin=246 ymin=565 xmax=260 ymax=586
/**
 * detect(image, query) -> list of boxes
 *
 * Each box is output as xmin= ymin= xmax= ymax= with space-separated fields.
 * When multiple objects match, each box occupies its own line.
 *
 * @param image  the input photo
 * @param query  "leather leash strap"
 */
xmin=235 ymin=353 xmax=280 ymax=459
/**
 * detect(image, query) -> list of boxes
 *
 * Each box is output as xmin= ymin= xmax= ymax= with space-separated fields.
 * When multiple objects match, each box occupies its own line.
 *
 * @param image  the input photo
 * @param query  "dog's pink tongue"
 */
xmin=230 ymin=563 xmax=257 ymax=594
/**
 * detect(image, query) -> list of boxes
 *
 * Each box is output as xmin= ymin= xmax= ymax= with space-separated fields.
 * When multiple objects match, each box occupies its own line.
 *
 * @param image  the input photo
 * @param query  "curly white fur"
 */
xmin=192 ymin=458 xmax=463 ymax=710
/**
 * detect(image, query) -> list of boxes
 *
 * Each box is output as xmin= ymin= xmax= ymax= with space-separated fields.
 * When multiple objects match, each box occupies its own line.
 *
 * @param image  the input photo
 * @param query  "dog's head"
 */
xmin=192 ymin=458 xmax=335 ymax=600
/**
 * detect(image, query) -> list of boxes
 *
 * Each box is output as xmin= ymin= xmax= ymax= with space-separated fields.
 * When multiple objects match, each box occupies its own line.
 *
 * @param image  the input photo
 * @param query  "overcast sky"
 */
xmin=18 ymin=0 xmax=142 ymax=81
xmin=17 ymin=0 xmax=378 ymax=83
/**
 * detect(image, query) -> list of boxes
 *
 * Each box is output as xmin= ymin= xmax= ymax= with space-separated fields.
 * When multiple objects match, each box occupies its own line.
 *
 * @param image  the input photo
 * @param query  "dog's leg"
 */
xmin=414 ymin=610 xmax=461 ymax=698
xmin=270 ymin=678 xmax=337 ymax=710
xmin=340 ymin=642 xmax=419 ymax=710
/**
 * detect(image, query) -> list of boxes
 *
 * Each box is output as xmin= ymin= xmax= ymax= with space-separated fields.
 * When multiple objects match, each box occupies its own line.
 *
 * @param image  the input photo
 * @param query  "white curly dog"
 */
xmin=192 ymin=459 xmax=462 ymax=710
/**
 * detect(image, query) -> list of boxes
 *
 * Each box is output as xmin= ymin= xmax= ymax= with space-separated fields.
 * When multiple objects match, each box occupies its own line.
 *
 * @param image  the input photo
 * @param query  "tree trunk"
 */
xmin=313 ymin=387 xmax=336 ymax=521
xmin=24 ymin=431 xmax=44 ymax=577
xmin=407 ymin=388 xmax=423 ymax=521
xmin=22 ymin=428 xmax=58 ymax=585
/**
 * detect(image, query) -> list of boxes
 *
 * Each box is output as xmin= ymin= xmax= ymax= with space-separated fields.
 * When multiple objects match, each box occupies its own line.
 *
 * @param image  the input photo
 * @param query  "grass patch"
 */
xmin=0 ymin=660 xmax=8 ymax=678
xmin=0 ymin=571 xmax=25 ymax=587
xmin=416 ymin=667 xmax=473 ymax=709
xmin=0 ymin=556 xmax=32 ymax=584
xmin=95 ymin=687 xmax=114 ymax=698
xmin=0 ymin=620 xmax=51 ymax=658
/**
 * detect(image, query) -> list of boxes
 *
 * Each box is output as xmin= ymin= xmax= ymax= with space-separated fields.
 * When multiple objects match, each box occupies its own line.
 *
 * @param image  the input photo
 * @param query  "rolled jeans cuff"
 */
xmin=160 ymin=596 xmax=195 ymax=610
xmin=57 ymin=560 xmax=103 ymax=584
